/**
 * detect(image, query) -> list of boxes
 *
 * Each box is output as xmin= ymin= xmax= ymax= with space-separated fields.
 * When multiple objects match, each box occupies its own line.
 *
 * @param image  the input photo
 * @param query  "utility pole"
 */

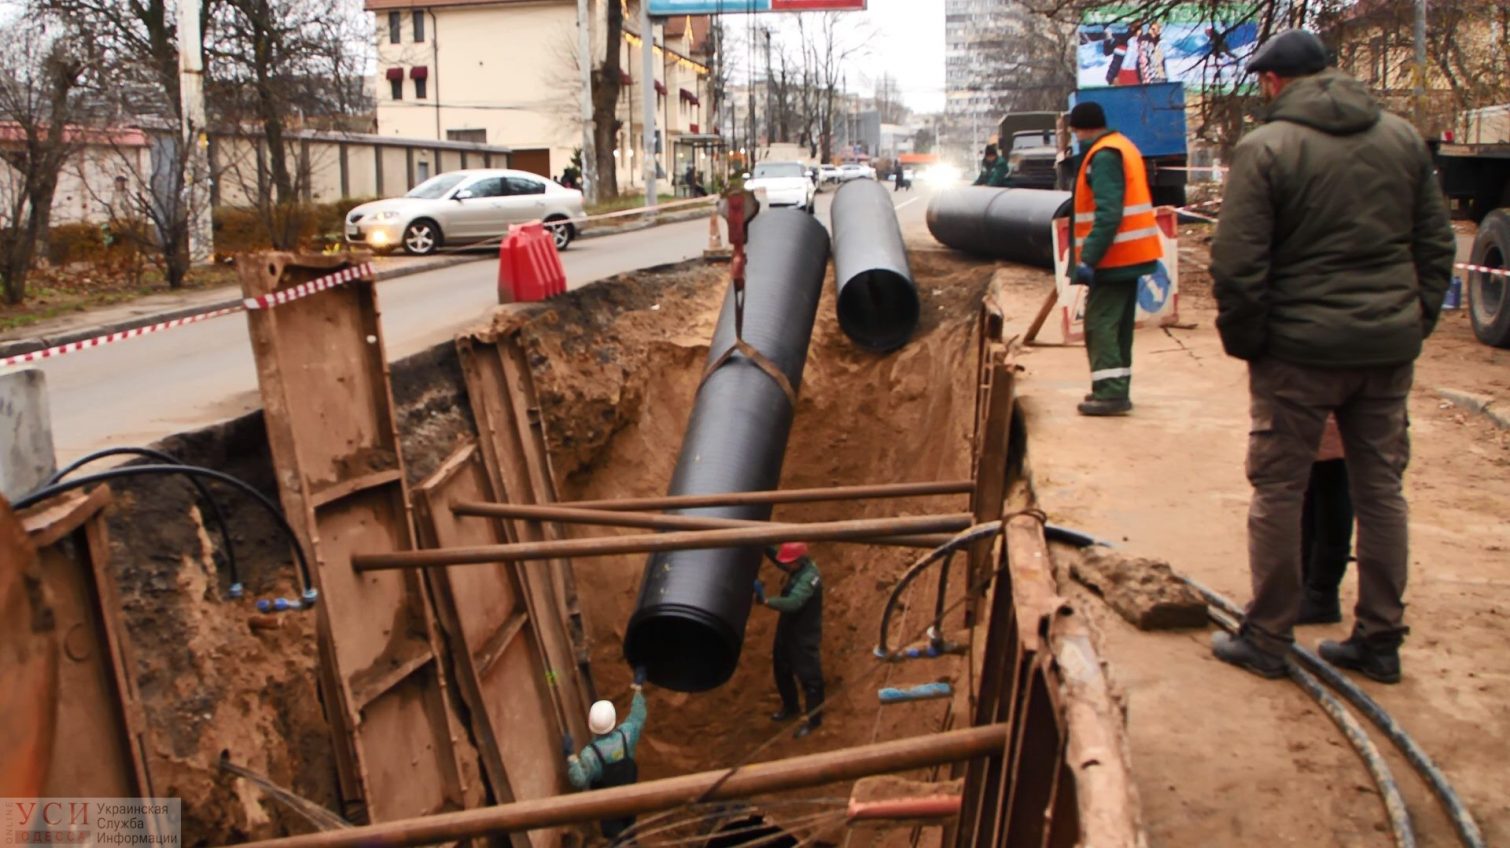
xmin=763 ymin=28 xmax=774 ymax=146
xmin=641 ymin=2 xmax=657 ymax=206
xmin=1413 ymin=0 xmax=1427 ymax=131
xmin=177 ymin=0 xmax=212 ymax=263
xmin=577 ymin=0 xmax=597 ymax=203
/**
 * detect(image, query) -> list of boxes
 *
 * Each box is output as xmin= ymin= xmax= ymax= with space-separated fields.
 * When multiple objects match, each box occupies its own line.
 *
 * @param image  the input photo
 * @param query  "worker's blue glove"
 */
xmin=632 ymin=666 xmax=647 ymax=688
xmin=562 ymin=732 xmax=575 ymax=759
xmin=753 ymin=579 xmax=767 ymax=605
xmin=1073 ymin=263 xmax=1096 ymax=286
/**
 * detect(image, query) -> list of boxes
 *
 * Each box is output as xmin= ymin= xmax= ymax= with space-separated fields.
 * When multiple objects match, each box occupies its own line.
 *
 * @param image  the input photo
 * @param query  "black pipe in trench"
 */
xmin=623 ymin=209 xmax=831 ymax=693
xmin=926 ymin=186 xmax=1073 ymax=268
xmin=830 ymin=179 xmax=920 ymax=351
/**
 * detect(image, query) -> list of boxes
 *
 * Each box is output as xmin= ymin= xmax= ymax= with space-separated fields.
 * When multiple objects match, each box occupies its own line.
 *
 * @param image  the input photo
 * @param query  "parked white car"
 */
xmin=818 ymin=164 xmax=842 ymax=185
xmin=344 ymin=169 xmax=585 ymax=255
xmin=744 ymin=161 xmax=816 ymax=213
xmin=838 ymin=163 xmax=876 ymax=182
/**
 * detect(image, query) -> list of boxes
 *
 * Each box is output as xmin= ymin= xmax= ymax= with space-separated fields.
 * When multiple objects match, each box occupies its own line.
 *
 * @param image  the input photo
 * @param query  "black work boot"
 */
xmin=770 ymin=706 xmax=798 ymax=722
xmin=1296 ymin=590 xmax=1342 ymax=625
xmin=1212 ymin=631 xmax=1287 ymax=679
xmin=1077 ymin=397 xmax=1133 ymax=417
xmin=1318 ymin=633 xmax=1402 ymax=684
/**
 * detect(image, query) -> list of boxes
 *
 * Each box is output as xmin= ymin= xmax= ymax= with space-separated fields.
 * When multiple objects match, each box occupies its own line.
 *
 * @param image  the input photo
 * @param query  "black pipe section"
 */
xmin=830 ymin=179 xmax=919 ymax=351
xmin=926 ymin=187 xmax=1072 ymax=268
xmin=623 ymin=209 xmax=831 ymax=692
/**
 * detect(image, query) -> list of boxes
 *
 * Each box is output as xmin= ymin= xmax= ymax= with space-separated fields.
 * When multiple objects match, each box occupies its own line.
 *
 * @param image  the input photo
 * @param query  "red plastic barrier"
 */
xmin=496 ymin=221 xmax=567 ymax=304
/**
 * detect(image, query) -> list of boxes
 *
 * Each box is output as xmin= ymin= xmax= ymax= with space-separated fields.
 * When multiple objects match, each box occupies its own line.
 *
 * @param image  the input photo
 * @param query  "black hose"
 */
xmin=931 ymin=551 xmax=954 ymax=645
xmin=1051 ymin=526 xmax=1485 ymax=848
xmin=1044 ymin=523 xmax=1112 ymax=548
xmin=875 ymin=522 xmax=1005 ymax=659
xmin=47 ymin=447 xmax=241 ymax=594
xmin=1207 ymin=606 xmax=1416 ymax=848
xmin=17 ymin=464 xmax=314 ymax=594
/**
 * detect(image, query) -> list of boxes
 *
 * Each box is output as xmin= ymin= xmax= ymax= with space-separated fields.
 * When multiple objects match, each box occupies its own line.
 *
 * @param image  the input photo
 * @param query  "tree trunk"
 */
xmin=590 ymin=0 xmax=623 ymax=200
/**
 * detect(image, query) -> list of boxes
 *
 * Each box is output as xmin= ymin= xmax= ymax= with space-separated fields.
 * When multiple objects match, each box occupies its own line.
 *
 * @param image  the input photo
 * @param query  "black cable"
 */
xmin=47 ymin=447 xmax=242 ymax=595
xmin=874 ymin=521 xmax=1009 ymax=660
xmin=17 ymin=464 xmax=314 ymax=594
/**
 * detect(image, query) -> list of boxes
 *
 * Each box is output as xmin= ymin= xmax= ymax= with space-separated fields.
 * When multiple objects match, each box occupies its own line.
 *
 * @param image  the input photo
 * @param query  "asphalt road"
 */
xmin=37 ymin=183 xmax=932 ymax=461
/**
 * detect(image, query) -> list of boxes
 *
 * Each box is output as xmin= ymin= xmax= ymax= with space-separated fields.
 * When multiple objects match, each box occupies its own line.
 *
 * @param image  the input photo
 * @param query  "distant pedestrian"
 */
xmin=1209 ymin=30 xmax=1455 ymax=684
xmin=1066 ymin=100 xmax=1162 ymax=416
xmin=564 ymin=668 xmax=648 ymax=842
xmin=972 ymin=144 xmax=1009 ymax=187
xmin=754 ymin=542 xmax=824 ymax=739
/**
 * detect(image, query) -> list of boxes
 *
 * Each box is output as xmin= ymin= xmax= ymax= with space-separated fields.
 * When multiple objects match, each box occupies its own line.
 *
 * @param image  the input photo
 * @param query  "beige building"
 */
xmin=365 ymin=0 xmax=715 ymax=191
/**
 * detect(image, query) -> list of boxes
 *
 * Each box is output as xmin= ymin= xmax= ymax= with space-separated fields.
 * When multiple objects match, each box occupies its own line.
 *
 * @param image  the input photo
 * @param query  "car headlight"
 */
xmin=372 ymin=211 xmax=400 ymax=221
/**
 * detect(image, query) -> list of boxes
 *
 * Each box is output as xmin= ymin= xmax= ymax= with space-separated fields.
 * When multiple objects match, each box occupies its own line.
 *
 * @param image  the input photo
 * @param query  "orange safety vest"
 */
xmin=1073 ymin=132 xmax=1162 ymax=269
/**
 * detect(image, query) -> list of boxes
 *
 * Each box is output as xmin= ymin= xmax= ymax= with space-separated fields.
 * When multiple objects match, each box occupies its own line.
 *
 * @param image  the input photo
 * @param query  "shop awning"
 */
xmin=654 ymin=80 xmax=667 ymax=95
xmin=385 ymin=67 xmax=404 ymax=81
xmin=679 ymin=88 xmax=699 ymax=105
xmin=409 ymin=66 xmax=428 ymax=80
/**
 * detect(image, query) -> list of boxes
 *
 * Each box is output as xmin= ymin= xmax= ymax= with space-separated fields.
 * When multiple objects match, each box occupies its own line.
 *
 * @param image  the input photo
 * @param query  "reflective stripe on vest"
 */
xmin=1072 ymin=132 xmax=1163 ymax=269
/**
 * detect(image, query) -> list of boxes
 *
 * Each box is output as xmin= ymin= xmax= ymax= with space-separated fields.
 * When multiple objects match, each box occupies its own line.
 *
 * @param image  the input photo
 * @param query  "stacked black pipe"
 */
xmin=623 ymin=209 xmax=831 ymax=692
xmin=830 ymin=179 xmax=920 ymax=351
xmin=926 ymin=187 xmax=1073 ymax=268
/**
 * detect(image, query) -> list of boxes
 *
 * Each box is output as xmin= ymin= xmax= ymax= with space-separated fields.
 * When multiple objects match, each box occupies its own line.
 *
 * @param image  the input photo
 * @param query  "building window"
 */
xmin=388 ymin=11 xmax=401 ymax=44
xmin=390 ymin=78 xmax=402 ymax=100
xmin=415 ymin=76 xmax=427 ymax=99
xmin=413 ymin=11 xmax=425 ymax=43
xmin=447 ymin=129 xmax=487 ymax=143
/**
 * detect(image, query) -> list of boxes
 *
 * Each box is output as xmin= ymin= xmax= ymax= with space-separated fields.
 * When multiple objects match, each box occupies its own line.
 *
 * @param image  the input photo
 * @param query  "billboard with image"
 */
xmin=1078 ymin=6 xmax=1260 ymax=92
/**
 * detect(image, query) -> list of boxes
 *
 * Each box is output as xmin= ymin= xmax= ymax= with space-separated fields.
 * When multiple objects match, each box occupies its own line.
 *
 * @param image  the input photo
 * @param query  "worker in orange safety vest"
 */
xmin=1067 ymin=101 xmax=1163 ymax=417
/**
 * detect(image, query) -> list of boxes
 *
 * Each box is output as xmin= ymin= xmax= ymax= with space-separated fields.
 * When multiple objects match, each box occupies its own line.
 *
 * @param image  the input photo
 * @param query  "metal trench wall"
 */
xmin=623 ymin=209 xmax=832 ymax=692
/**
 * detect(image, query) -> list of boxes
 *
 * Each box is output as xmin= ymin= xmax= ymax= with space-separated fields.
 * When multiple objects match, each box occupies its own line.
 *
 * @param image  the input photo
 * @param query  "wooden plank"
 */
xmin=239 ymin=253 xmax=482 ymax=824
xmin=413 ymin=443 xmax=566 ymax=848
xmin=1 ymin=496 xmax=56 ymax=797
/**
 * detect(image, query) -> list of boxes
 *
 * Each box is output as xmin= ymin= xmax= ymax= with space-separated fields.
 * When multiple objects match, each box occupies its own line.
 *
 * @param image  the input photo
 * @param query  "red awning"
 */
xmin=679 ymin=88 xmax=699 ymax=105
xmin=689 ymin=123 xmax=699 ymax=133
xmin=385 ymin=67 xmax=403 ymax=81
xmin=409 ymin=65 xmax=428 ymax=80
xmin=654 ymin=80 xmax=667 ymax=95
xmin=619 ymin=69 xmax=632 ymax=85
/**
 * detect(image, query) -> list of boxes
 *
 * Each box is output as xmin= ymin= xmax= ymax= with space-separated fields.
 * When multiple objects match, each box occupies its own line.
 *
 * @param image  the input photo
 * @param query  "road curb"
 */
xmin=1436 ymin=387 xmax=1509 ymax=429
xmin=0 ymin=253 xmax=485 ymax=361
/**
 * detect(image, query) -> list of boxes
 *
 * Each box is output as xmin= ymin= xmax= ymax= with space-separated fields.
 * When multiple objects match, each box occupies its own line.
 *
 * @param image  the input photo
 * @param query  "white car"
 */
xmin=838 ymin=163 xmax=876 ymax=182
xmin=818 ymin=164 xmax=842 ymax=185
xmin=744 ymin=161 xmax=817 ymax=213
xmin=345 ymin=168 xmax=585 ymax=255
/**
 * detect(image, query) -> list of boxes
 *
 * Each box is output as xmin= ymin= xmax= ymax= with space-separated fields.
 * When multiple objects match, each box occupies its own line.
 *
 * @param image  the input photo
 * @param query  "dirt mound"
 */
xmin=518 ymin=248 xmax=994 ymax=783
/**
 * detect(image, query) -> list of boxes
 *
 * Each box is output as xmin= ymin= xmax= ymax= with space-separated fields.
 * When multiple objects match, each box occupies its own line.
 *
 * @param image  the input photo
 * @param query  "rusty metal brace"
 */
xmin=699 ymin=189 xmax=799 ymax=408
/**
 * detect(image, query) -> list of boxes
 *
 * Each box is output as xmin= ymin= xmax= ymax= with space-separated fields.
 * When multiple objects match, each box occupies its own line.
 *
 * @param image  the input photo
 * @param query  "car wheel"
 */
xmin=545 ymin=217 xmax=573 ymax=251
xmin=402 ymin=219 xmax=441 ymax=255
xmin=1468 ymin=209 xmax=1510 ymax=348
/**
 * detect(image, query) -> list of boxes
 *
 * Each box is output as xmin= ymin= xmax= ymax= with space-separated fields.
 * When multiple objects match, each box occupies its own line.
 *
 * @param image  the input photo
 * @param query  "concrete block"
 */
xmin=1 ymin=368 xmax=57 ymax=501
xmin=1436 ymin=387 xmax=1494 ymax=414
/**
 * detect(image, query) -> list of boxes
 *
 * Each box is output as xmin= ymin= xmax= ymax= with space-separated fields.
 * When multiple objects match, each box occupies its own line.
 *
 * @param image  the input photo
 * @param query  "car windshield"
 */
xmin=405 ymin=173 xmax=468 ymax=199
xmin=1012 ymin=131 xmax=1055 ymax=150
xmin=752 ymin=163 xmax=805 ymax=179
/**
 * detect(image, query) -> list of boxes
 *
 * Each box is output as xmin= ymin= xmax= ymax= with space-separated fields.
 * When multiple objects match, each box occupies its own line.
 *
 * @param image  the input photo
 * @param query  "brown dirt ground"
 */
xmin=515 ymin=246 xmax=993 ymax=844
xmin=997 ymin=229 xmax=1509 ymax=847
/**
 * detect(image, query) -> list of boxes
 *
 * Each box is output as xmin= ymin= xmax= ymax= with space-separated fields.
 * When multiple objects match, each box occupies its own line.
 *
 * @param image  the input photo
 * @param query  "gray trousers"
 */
xmin=1243 ymin=357 xmax=1413 ymax=655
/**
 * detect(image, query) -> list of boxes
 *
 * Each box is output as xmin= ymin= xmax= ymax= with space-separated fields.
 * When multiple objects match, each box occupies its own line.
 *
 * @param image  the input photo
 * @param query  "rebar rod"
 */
xmin=555 ymin=479 xmax=974 ymax=512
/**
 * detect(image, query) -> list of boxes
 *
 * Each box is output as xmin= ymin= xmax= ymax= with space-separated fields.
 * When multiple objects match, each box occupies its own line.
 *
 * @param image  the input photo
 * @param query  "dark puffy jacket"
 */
xmin=1210 ymin=69 xmax=1455 ymax=367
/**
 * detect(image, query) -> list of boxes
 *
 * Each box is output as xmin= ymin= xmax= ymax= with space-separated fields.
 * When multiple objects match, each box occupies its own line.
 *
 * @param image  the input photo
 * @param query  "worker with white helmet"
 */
xmin=563 ymin=666 xmax=648 ymax=841
xmin=754 ymin=541 xmax=825 ymax=740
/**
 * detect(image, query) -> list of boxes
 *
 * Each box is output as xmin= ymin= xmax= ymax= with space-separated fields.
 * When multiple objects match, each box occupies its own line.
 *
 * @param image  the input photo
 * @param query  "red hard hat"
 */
xmin=776 ymin=542 xmax=808 ymax=563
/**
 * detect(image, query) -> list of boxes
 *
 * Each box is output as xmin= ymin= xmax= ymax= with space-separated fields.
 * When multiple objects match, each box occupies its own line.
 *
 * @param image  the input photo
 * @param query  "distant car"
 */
xmin=818 ymin=164 xmax=842 ymax=185
xmin=838 ymin=163 xmax=875 ymax=182
xmin=344 ymin=168 xmax=584 ymax=255
xmin=745 ymin=161 xmax=817 ymax=213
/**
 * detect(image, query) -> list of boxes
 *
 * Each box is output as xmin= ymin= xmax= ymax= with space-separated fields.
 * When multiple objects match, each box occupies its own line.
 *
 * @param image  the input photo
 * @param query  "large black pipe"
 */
xmin=623 ymin=209 xmax=831 ymax=692
xmin=830 ymin=179 xmax=919 ymax=351
xmin=926 ymin=187 xmax=1072 ymax=268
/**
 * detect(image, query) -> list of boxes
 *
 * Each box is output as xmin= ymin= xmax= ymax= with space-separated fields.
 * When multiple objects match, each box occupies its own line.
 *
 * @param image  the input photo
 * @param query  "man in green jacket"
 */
xmin=564 ymin=667 xmax=648 ymax=841
xmin=973 ymin=144 xmax=1010 ymax=187
xmin=1068 ymin=101 xmax=1160 ymax=416
xmin=1209 ymin=30 xmax=1455 ymax=684
xmin=754 ymin=542 xmax=824 ymax=739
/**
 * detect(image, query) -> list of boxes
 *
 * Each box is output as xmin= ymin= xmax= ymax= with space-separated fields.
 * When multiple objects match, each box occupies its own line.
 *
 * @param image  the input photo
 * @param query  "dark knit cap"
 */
xmin=1246 ymin=29 xmax=1329 ymax=76
xmin=984 ymin=143 xmax=999 ymax=157
xmin=1068 ymin=102 xmax=1107 ymax=130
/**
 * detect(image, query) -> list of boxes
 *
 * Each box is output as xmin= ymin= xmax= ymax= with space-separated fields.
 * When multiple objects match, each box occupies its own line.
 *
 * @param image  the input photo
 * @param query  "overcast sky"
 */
xmin=722 ymin=1 xmax=947 ymax=114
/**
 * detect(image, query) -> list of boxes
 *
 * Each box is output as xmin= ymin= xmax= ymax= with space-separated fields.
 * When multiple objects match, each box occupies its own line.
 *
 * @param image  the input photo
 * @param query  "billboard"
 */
xmin=1077 ymin=6 xmax=1259 ymax=92
xmin=648 ymin=0 xmax=865 ymax=12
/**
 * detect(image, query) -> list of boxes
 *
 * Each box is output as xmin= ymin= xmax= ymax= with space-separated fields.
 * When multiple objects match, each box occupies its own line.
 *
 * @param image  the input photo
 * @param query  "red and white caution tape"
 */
xmin=1 ymin=263 xmax=373 ymax=369
xmin=1456 ymin=262 xmax=1508 ymax=279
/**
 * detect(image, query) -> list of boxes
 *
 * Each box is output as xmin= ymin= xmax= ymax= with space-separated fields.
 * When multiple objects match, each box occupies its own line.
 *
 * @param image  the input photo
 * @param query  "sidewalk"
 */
xmin=0 ymin=204 xmax=712 ymax=360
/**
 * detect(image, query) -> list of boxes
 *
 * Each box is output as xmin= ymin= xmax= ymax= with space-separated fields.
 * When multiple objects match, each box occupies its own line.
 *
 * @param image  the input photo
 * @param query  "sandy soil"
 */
xmin=996 ymin=230 xmax=1509 ymax=847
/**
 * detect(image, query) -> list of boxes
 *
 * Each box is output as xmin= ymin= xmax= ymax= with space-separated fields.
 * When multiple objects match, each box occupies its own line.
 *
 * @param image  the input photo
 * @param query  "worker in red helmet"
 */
xmin=754 ymin=541 xmax=825 ymax=739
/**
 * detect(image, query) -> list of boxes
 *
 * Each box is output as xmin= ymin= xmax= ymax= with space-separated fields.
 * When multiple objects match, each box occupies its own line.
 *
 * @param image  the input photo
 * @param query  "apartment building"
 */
xmin=943 ymin=0 xmax=1027 ymax=157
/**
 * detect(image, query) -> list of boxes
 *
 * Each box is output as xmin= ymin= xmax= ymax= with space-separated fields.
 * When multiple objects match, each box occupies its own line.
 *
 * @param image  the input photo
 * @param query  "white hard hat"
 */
xmin=588 ymin=700 xmax=617 ymax=735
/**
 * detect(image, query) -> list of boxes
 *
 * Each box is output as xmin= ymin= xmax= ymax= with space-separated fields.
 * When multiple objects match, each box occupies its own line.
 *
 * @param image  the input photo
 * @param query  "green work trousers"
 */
xmin=1084 ymin=279 xmax=1137 ymax=400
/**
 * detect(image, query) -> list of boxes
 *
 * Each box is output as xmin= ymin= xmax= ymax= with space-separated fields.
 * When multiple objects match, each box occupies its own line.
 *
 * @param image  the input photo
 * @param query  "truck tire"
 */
xmin=1468 ymin=209 xmax=1510 ymax=348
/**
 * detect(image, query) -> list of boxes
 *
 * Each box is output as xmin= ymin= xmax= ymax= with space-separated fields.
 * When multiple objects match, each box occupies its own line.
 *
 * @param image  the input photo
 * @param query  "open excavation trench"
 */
xmin=500 ymin=245 xmax=994 ymax=785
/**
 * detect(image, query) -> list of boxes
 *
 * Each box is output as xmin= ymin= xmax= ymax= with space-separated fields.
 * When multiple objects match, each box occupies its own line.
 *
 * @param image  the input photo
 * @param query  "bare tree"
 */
xmin=795 ymin=12 xmax=865 ymax=162
xmin=0 ymin=14 xmax=89 ymax=304
xmin=589 ymin=0 xmax=625 ymax=199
